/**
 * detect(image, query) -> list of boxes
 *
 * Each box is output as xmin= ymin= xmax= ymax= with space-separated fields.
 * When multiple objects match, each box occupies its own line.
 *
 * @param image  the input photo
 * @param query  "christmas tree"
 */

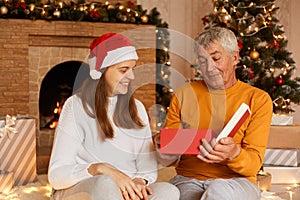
xmin=201 ymin=0 xmax=300 ymax=114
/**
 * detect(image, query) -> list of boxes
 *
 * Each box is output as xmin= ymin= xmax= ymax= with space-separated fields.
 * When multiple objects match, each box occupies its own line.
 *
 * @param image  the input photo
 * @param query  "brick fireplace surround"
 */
xmin=0 ymin=19 xmax=156 ymax=173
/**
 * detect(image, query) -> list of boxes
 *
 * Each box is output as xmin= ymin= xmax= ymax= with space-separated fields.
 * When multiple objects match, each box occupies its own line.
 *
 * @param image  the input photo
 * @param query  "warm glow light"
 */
xmin=23 ymin=186 xmax=39 ymax=194
xmin=90 ymin=3 xmax=95 ymax=10
xmin=221 ymin=7 xmax=227 ymax=14
xmin=29 ymin=4 xmax=35 ymax=11
xmin=49 ymin=121 xmax=57 ymax=129
xmin=288 ymin=190 xmax=293 ymax=200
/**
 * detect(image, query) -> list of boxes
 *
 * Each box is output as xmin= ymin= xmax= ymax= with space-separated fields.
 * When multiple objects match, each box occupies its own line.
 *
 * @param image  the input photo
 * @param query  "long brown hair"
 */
xmin=76 ymin=70 xmax=145 ymax=139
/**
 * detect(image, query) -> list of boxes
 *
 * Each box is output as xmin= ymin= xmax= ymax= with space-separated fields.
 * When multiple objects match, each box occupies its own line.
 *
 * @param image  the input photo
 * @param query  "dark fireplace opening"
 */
xmin=39 ymin=61 xmax=89 ymax=129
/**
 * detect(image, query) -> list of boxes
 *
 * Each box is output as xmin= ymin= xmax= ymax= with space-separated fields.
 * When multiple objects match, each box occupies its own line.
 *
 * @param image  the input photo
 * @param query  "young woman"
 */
xmin=48 ymin=33 xmax=179 ymax=200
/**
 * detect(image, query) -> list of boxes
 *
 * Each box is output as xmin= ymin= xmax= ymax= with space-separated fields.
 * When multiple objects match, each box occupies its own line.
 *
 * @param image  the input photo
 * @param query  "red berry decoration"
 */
xmin=270 ymin=42 xmax=280 ymax=50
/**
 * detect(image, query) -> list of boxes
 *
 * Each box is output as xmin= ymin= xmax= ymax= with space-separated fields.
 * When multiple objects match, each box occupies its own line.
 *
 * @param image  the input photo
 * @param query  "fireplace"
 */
xmin=39 ymin=61 xmax=89 ymax=129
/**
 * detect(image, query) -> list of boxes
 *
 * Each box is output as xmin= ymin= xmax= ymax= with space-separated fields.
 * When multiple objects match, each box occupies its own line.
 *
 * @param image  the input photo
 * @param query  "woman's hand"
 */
xmin=197 ymin=137 xmax=241 ymax=163
xmin=88 ymin=163 xmax=144 ymax=200
xmin=153 ymin=134 xmax=180 ymax=166
xmin=132 ymin=178 xmax=153 ymax=200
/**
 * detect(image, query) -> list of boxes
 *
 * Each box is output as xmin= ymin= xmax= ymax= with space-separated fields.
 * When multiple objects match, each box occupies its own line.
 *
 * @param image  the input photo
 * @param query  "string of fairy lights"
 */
xmin=0 ymin=0 xmax=151 ymax=23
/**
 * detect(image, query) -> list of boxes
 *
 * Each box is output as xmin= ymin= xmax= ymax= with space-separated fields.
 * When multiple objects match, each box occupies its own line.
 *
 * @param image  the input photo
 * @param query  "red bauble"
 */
xmin=238 ymin=40 xmax=243 ymax=49
xmin=248 ymin=72 xmax=255 ymax=79
xmin=276 ymin=77 xmax=284 ymax=85
xmin=247 ymin=68 xmax=255 ymax=78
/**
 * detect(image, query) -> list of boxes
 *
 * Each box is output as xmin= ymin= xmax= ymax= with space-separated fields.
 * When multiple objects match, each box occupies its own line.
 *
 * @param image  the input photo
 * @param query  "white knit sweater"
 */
xmin=48 ymin=95 xmax=157 ymax=190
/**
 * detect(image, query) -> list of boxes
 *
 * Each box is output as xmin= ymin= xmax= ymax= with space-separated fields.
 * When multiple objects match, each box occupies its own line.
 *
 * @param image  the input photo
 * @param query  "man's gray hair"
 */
xmin=194 ymin=27 xmax=239 ymax=54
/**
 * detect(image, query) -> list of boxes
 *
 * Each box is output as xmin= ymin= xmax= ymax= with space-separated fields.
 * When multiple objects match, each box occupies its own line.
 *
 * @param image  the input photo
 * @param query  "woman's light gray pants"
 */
xmin=51 ymin=174 xmax=180 ymax=200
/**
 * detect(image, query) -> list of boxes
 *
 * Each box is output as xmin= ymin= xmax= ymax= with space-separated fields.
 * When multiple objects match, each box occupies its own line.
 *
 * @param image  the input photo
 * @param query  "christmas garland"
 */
xmin=0 ymin=0 xmax=166 ymax=26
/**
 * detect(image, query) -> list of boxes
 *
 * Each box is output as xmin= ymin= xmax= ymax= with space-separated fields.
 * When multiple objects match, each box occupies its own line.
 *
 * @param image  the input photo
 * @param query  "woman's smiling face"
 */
xmin=104 ymin=60 xmax=137 ymax=96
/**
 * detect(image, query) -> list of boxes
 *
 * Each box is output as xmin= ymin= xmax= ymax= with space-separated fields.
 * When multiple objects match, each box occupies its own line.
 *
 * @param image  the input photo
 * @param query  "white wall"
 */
xmin=139 ymin=0 xmax=300 ymax=123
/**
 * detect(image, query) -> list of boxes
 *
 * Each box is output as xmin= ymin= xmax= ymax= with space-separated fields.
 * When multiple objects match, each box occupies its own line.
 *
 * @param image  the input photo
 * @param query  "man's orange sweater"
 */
xmin=164 ymin=80 xmax=273 ymax=184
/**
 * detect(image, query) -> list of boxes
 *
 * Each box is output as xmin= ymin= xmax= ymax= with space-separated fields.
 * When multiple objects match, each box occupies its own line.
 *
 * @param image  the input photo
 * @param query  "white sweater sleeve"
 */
xmin=48 ymin=97 xmax=93 ymax=190
xmin=133 ymin=100 xmax=158 ymax=184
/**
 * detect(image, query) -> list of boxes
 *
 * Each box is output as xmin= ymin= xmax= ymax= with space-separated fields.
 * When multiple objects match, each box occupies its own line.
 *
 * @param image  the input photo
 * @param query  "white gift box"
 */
xmin=264 ymin=166 xmax=300 ymax=184
xmin=271 ymin=114 xmax=293 ymax=125
xmin=264 ymin=149 xmax=300 ymax=167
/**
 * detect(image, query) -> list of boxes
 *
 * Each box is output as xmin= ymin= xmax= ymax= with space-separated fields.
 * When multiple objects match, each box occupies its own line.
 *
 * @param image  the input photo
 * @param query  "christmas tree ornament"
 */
xmin=276 ymin=76 xmax=284 ymax=85
xmin=0 ymin=6 xmax=8 ymax=15
xmin=238 ymin=40 xmax=243 ymax=49
xmin=202 ymin=16 xmax=209 ymax=25
xmin=141 ymin=15 xmax=148 ymax=23
xmin=250 ymin=49 xmax=259 ymax=60
xmin=247 ymin=68 xmax=255 ymax=79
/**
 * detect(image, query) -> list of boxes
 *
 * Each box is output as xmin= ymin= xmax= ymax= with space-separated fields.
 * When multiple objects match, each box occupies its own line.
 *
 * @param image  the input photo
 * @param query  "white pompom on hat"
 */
xmin=88 ymin=33 xmax=138 ymax=80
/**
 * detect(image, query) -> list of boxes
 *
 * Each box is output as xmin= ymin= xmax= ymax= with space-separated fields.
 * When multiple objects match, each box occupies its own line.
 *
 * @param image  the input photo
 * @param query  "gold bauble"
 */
xmin=141 ymin=15 xmax=148 ymax=23
xmin=250 ymin=50 xmax=259 ymax=60
xmin=1 ymin=6 xmax=8 ymax=15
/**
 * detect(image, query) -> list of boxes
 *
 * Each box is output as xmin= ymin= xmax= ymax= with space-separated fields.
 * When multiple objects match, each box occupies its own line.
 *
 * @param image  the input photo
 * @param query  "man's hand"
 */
xmin=197 ymin=137 xmax=241 ymax=163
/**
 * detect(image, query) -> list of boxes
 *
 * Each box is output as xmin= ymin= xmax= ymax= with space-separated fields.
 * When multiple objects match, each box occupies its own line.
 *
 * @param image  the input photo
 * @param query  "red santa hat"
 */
xmin=88 ymin=33 xmax=138 ymax=79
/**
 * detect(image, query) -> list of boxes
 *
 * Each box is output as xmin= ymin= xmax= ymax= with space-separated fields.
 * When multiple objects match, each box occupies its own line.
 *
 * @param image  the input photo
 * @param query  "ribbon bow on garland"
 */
xmin=0 ymin=115 xmax=17 ymax=139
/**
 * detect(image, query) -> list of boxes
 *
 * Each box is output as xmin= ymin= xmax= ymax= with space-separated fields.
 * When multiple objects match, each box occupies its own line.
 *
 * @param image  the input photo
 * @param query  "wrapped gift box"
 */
xmin=0 ymin=171 xmax=14 ymax=194
xmin=264 ymin=166 xmax=300 ymax=184
xmin=267 ymin=125 xmax=300 ymax=148
xmin=264 ymin=149 xmax=300 ymax=167
xmin=271 ymin=114 xmax=293 ymax=125
xmin=0 ymin=117 xmax=37 ymax=186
